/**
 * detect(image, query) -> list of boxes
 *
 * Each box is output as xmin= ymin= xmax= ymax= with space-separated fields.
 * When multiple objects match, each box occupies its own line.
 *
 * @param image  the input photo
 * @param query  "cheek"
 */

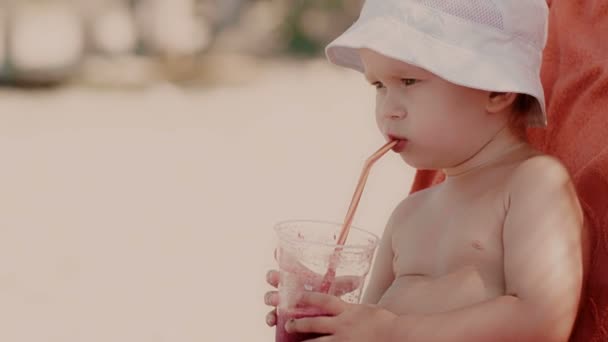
xmin=407 ymin=98 xmax=455 ymax=136
xmin=407 ymin=99 xmax=483 ymax=156
xmin=414 ymin=115 xmax=476 ymax=151
xmin=411 ymin=92 xmax=482 ymax=134
xmin=374 ymin=94 xmax=384 ymax=129
xmin=375 ymin=108 xmax=382 ymax=129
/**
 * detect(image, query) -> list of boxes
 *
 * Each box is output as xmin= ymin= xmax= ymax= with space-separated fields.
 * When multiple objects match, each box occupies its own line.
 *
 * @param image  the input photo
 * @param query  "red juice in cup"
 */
xmin=275 ymin=307 xmax=329 ymax=342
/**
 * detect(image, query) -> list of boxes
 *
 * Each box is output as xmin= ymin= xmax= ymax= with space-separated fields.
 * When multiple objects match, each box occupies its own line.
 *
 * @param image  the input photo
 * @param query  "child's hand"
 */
xmin=284 ymin=291 xmax=398 ymax=341
xmin=264 ymin=269 xmax=280 ymax=326
xmin=264 ymin=249 xmax=364 ymax=327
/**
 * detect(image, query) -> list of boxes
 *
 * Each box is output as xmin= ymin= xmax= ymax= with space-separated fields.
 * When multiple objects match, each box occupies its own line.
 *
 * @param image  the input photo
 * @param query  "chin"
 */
xmin=399 ymin=154 xmax=443 ymax=171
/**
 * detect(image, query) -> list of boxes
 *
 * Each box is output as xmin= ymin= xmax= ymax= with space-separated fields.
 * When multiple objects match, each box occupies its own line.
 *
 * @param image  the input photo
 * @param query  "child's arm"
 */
xmin=389 ymin=157 xmax=585 ymax=342
xmin=361 ymin=200 xmax=406 ymax=304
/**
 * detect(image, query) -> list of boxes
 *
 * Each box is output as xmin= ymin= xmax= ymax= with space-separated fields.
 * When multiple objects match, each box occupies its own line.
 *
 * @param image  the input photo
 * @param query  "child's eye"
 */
xmin=372 ymin=82 xmax=385 ymax=90
xmin=402 ymin=78 xmax=418 ymax=86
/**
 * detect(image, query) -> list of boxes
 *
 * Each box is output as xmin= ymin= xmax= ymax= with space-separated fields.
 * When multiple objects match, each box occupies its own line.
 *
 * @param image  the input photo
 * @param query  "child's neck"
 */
xmin=443 ymin=125 xmax=528 ymax=178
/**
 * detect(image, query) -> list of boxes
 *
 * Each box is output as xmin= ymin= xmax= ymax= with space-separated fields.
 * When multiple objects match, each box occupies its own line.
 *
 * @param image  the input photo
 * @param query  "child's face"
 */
xmin=359 ymin=48 xmax=502 ymax=170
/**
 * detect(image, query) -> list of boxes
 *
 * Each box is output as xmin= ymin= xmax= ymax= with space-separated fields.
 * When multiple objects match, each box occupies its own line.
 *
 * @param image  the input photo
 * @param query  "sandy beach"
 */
xmin=0 ymin=58 xmax=416 ymax=341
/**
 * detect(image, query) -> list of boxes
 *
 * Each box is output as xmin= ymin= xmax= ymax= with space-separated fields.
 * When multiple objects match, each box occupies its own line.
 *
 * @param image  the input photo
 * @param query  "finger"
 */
xmin=264 ymin=291 xmax=279 ymax=307
xmin=266 ymin=309 xmax=277 ymax=327
xmin=266 ymin=270 xmax=280 ymax=288
xmin=297 ymin=292 xmax=346 ymax=316
xmin=285 ymin=315 xmax=336 ymax=335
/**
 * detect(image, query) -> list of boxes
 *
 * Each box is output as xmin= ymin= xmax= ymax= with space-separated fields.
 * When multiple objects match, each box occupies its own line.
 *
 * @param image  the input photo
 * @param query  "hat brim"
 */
xmin=325 ymin=17 xmax=547 ymax=127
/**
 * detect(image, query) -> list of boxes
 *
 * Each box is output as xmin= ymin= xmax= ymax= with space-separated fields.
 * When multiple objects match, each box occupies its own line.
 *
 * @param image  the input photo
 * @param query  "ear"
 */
xmin=486 ymin=92 xmax=517 ymax=113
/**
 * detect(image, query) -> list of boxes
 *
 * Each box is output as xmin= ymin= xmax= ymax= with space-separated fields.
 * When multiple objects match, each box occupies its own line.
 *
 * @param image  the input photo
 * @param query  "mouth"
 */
xmin=387 ymin=134 xmax=408 ymax=153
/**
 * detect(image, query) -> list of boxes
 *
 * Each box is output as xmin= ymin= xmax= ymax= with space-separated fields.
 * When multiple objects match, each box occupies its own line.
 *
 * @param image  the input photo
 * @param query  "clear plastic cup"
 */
xmin=274 ymin=220 xmax=379 ymax=342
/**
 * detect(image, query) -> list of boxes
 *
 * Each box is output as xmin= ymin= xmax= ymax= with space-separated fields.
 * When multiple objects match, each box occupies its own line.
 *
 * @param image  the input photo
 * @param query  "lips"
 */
xmin=392 ymin=140 xmax=408 ymax=152
xmin=387 ymin=134 xmax=408 ymax=153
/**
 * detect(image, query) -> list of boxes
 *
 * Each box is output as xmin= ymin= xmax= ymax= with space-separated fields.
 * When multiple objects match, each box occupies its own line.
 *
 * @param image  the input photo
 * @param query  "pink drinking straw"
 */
xmin=319 ymin=140 xmax=398 ymax=293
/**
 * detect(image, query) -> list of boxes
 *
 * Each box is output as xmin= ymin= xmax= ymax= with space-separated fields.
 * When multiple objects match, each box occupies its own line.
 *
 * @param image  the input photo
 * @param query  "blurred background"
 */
xmin=0 ymin=1 xmax=416 ymax=341
xmin=0 ymin=0 xmax=364 ymax=87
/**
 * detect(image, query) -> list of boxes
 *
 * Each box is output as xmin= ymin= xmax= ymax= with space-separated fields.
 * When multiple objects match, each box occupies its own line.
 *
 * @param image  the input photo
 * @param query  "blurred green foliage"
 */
xmin=281 ymin=0 xmax=362 ymax=56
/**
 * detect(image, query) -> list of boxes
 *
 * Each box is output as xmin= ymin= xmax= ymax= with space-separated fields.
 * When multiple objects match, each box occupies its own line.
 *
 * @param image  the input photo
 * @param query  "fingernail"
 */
xmin=266 ymin=314 xmax=275 ymax=326
xmin=285 ymin=319 xmax=294 ymax=332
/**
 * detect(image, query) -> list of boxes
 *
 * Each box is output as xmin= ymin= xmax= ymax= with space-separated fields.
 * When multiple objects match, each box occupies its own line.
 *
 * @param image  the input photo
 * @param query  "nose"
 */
xmin=379 ymin=93 xmax=407 ymax=120
xmin=381 ymin=104 xmax=407 ymax=120
xmin=385 ymin=110 xmax=407 ymax=120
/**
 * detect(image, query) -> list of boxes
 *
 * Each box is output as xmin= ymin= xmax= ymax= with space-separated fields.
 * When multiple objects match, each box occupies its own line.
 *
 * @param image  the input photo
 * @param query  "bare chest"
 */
xmin=391 ymin=186 xmax=507 ymax=287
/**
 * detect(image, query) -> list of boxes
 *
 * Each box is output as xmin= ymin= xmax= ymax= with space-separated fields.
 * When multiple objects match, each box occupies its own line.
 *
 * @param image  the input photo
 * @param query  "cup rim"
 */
xmin=273 ymin=219 xmax=380 ymax=252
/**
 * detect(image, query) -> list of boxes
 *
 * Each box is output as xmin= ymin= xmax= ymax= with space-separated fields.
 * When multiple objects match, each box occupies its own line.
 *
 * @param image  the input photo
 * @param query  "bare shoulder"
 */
xmin=507 ymin=154 xmax=574 ymax=196
xmin=511 ymin=151 xmax=585 ymax=218
xmin=504 ymin=152 xmax=584 ymax=238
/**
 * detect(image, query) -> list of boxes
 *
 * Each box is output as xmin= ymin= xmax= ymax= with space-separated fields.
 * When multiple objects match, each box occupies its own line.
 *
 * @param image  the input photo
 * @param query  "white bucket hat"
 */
xmin=326 ymin=0 xmax=549 ymax=127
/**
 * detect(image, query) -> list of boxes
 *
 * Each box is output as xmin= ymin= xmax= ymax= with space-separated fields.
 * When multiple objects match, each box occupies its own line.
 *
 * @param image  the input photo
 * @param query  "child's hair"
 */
xmin=508 ymin=94 xmax=537 ymax=140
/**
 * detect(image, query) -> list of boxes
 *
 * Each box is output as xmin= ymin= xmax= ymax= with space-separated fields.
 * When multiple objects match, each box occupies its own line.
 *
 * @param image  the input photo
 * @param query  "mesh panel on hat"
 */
xmin=411 ymin=0 xmax=546 ymax=49
xmin=412 ymin=0 xmax=504 ymax=30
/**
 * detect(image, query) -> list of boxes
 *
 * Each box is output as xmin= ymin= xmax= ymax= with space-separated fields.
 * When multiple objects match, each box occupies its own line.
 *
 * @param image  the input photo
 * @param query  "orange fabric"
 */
xmin=408 ymin=1 xmax=608 ymax=340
